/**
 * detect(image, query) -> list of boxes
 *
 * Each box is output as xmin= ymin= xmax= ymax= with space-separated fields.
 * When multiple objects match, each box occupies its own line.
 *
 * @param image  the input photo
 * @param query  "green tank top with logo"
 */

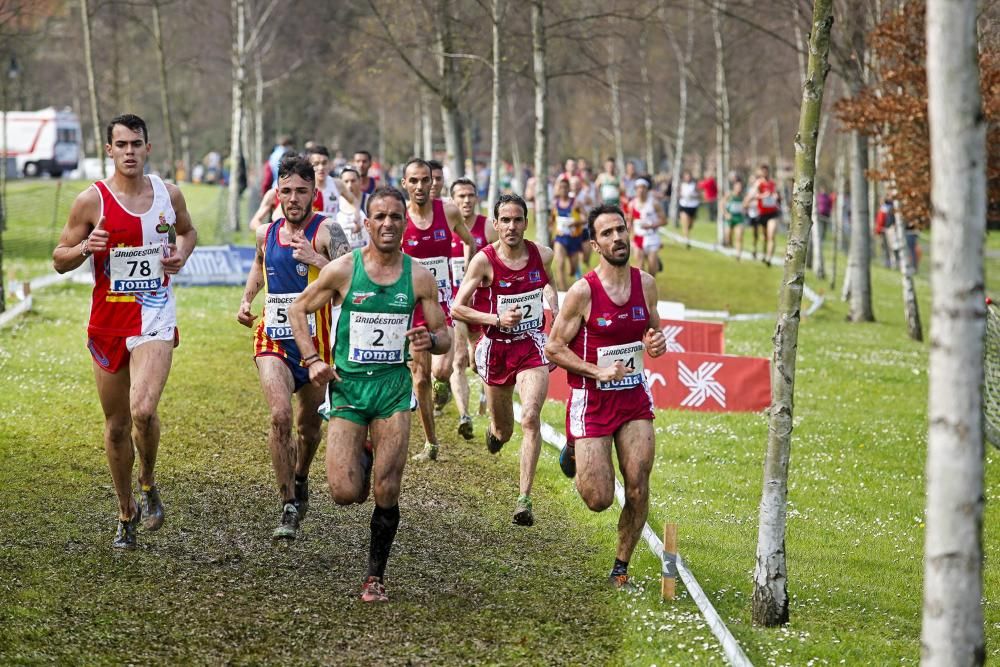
xmin=334 ymin=249 xmax=415 ymax=377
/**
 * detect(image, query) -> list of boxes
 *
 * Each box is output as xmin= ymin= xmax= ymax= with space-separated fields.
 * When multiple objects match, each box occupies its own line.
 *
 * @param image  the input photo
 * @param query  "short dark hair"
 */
xmin=587 ymin=203 xmax=626 ymax=239
xmin=450 ymin=177 xmax=477 ymax=195
xmin=353 ymin=150 xmax=372 ymax=160
xmin=340 ymin=166 xmax=360 ymax=178
xmin=427 ymin=159 xmax=443 ymax=173
xmin=403 ymin=157 xmax=431 ymax=176
xmin=307 ymin=145 xmax=330 ymax=158
xmin=493 ymin=193 xmax=528 ymax=221
xmin=366 ymin=186 xmax=406 ymax=216
xmin=277 ymin=155 xmax=315 ymax=183
xmin=106 ymin=113 xmax=148 ymax=145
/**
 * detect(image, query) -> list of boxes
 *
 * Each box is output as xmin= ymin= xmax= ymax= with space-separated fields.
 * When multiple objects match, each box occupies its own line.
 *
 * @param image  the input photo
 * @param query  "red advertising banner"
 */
xmin=658 ymin=319 xmax=725 ymax=354
xmin=547 ymin=351 xmax=770 ymax=413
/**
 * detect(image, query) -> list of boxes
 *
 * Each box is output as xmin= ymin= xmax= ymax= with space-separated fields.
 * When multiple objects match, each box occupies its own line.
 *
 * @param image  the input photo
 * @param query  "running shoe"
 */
xmin=360 ymin=576 xmax=388 ymax=603
xmin=294 ymin=477 xmax=309 ymax=520
xmin=412 ymin=441 xmax=438 ymax=462
xmin=359 ymin=440 xmax=374 ymax=502
xmin=608 ymin=573 xmax=638 ymax=593
xmin=559 ymin=444 xmax=576 ymax=478
xmin=457 ymin=414 xmax=474 ymax=441
xmin=512 ymin=495 xmax=534 ymax=526
xmin=486 ymin=428 xmax=504 ymax=454
xmin=272 ymin=502 xmax=300 ymax=541
xmin=112 ymin=501 xmax=141 ymax=549
xmin=139 ymin=485 xmax=164 ymax=531
xmin=432 ymin=379 xmax=451 ymax=409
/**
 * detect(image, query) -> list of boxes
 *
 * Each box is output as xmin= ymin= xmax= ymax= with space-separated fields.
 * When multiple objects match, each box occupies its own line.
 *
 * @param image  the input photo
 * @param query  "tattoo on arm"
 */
xmin=326 ymin=221 xmax=351 ymax=259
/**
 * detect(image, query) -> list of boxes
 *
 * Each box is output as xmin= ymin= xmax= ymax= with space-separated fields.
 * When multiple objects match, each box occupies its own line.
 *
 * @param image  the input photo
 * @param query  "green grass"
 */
xmin=1 ymin=189 xmax=998 ymax=663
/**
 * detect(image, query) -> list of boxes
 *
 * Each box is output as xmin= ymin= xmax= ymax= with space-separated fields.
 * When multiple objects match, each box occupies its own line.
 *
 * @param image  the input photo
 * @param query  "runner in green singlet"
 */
xmin=289 ymin=186 xmax=451 ymax=603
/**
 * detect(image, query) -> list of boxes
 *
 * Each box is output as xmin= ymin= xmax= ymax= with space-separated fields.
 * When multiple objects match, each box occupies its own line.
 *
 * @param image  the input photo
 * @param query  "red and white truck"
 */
xmin=1 ymin=107 xmax=81 ymax=177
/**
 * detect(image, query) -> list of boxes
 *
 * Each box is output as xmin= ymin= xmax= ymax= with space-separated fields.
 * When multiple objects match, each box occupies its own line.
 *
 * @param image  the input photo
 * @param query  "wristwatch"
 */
xmin=80 ymin=238 xmax=92 ymax=257
xmin=427 ymin=331 xmax=438 ymax=350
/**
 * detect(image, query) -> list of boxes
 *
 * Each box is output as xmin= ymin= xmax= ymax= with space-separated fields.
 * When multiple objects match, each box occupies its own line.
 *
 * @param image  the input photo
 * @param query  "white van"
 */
xmin=0 ymin=107 xmax=81 ymax=177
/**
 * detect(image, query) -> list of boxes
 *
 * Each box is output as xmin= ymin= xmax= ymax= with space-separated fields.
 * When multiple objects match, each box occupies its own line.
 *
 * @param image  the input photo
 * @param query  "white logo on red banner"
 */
xmin=661 ymin=325 xmax=686 ymax=353
xmin=678 ymin=360 xmax=726 ymax=408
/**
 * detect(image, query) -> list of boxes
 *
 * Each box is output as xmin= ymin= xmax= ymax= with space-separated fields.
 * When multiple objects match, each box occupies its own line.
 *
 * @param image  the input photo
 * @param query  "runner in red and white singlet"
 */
xmin=400 ymin=158 xmax=474 ymax=462
xmin=743 ymin=163 xmax=782 ymax=266
xmin=452 ymin=194 xmax=558 ymax=527
xmin=447 ymin=178 xmax=496 ymax=439
xmin=52 ymin=114 xmax=198 ymax=549
xmin=545 ymin=203 xmax=667 ymax=591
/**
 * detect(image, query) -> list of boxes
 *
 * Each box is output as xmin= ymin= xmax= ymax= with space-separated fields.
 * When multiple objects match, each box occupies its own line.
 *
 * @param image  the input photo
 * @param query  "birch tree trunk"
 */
xmin=228 ymin=0 xmax=246 ymax=232
xmin=664 ymin=0 xmax=693 ymax=227
xmin=712 ymin=0 xmax=729 ymax=246
xmin=752 ymin=0 xmax=833 ymax=627
xmin=847 ymin=130 xmax=873 ymax=321
xmin=508 ymin=93 xmax=523 ymax=197
xmin=531 ymin=0 xmax=550 ymax=247
xmin=923 ymin=0 xmax=986 ymax=661
xmin=421 ymin=87 xmax=434 ymax=159
xmin=830 ymin=140 xmax=845 ymax=289
xmin=487 ymin=0 xmax=503 ymax=216
xmin=151 ymin=0 xmax=177 ymax=179
xmin=892 ymin=207 xmax=922 ymax=341
xmin=180 ymin=117 xmax=191 ymax=182
xmin=435 ymin=0 xmax=464 ymax=182
xmin=639 ymin=28 xmax=656 ymax=175
xmin=607 ymin=38 xmax=625 ymax=175
xmin=809 ymin=112 xmax=829 ymax=278
xmin=80 ymin=0 xmax=104 ymax=178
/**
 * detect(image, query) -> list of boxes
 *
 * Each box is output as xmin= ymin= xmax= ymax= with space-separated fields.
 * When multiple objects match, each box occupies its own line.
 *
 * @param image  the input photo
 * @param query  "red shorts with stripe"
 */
xmin=565 ymin=383 xmax=654 ymax=441
xmin=87 ymin=327 xmax=180 ymax=374
xmin=474 ymin=330 xmax=549 ymax=387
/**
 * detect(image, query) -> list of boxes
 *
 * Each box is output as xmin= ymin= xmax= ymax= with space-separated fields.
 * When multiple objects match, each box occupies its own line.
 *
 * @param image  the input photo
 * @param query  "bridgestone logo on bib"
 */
xmin=416 ymin=256 xmax=450 ymax=290
xmin=349 ymin=312 xmax=408 ymax=364
xmin=264 ymin=293 xmax=315 ymax=340
xmin=109 ymin=244 xmax=164 ymax=292
xmin=596 ymin=341 xmax=645 ymax=390
xmin=497 ymin=289 xmax=543 ymax=334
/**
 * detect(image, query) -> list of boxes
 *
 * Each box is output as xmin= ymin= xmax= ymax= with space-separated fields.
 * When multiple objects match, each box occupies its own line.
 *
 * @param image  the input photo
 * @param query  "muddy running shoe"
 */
xmin=112 ymin=502 xmax=141 ymax=549
xmin=139 ymin=485 xmax=164 ymax=531
xmin=412 ymin=441 xmax=438 ymax=462
xmin=272 ymin=502 xmax=300 ymax=541
xmin=559 ymin=444 xmax=576 ymax=478
xmin=608 ymin=573 xmax=638 ymax=592
xmin=457 ymin=414 xmax=474 ymax=441
xmin=360 ymin=576 xmax=388 ymax=603
xmin=512 ymin=495 xmax=534 ymax=526
xmin=432 ymin=379 xmax=451 ymax=409
xmin=294 ymin=477 xmax=310 ymax=520
xmin=359 ymin=440 xmax=374 ymax=502
xmin=485 ymin=428 xmax=504 ymax=454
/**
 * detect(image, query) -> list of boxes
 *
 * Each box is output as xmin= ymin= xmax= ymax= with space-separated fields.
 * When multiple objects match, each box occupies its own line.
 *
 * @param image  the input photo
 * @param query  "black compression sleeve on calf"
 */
xmin=612 ymin=558 xmax=629 ymax=576
xmin=367 ymin=503 xmax=401 ymax=580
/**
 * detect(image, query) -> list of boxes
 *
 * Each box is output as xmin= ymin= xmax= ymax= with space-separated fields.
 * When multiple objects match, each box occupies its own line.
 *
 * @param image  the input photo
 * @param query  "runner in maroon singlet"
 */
xmin=452 ymin=194 xmax=558 ymax=526
xmin=401 ymin=158 xmax=474 ymax=461
xmin=448 ymin=177 xmax=496 ymax=438
xmin=545 ymin=204 xmax=667 ymax=589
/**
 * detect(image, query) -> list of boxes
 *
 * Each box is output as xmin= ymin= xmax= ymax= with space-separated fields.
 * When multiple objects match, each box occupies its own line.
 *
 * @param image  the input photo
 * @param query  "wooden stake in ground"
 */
xmin=922 ymin=0 xmax=987 ymax=663
xmin=661 ymin=523 xmax=677 ymax=600
xmin=752 ymin=0 xmax=833 ymax=628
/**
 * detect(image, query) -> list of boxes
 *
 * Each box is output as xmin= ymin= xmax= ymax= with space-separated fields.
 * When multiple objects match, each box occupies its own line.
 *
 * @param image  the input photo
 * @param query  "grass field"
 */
xmin=1 ymin=183 xmax=998 ymax=664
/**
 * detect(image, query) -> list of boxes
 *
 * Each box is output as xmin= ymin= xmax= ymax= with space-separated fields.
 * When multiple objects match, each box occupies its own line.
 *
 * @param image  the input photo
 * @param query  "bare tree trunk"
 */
xmin=228 ymin=0 xmax=246 ymax=232
xmin=664 ymin=0 xmax=693 ymax=227
xmin=752 ymin=0 xmax=833 ymax=628
xmin=847 ymin=130 xmax=874 ymax=321
xmin=180 ymin=117 xmax=191 ymax=183
xmin=923 ymin=0 xmax=986 ymax=660
xmin=378 ymin=104 xmax=387 ymax=168
xmin=252 ymin=51 xmax=264 ymax=198
xmin=487 ymin=0 xmax=504 ymax=216
xmin=80 ymin=0 xmax=104 ymax=177
xmin=639 ymin=28 xmax=655 ymax=175
xmin=508 ymin=93 xmax=524 ymax=197
xmin=607 ymin=39 xmax=625 ymax=175
xmin=531 ymin=0 xmax=550 ymax=246
xmin=830 ymin=137 xmax=845 ymax=289
xmin=892 ymin=207 xmax=923 ymax=341
xmin=712 ymin=0 xmax=729 ymax=246
xmin=151 ymin=0 xmax=177 ymax=179
xmin=421 ymin=87 xmax=434 ymax=159
xmin=413 ymin=109 xmax=421 ymax=158
xmin=810 ymin=112 xmax=830 ymax=278
xmin=435 ymin=0 xmax=464 ymax=182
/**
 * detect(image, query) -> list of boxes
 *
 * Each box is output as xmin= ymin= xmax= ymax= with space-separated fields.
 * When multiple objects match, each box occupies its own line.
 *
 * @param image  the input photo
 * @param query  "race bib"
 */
xmin=762 ymin=194 xmax=778 ymax=208
xmin=556 ymin=215 xmax=574 ymax=236
xmin=416 ymin=256 xmax=450 ymax=290
xmin=264 ymin=293 xmax=315 ymax=340
xmin=596 ymin=341 xmax=645 ymax=390
xmin=497 ymin=288 xmax=544 ymax=334
xmin=109 ymin=244 xmax=165 ymax=293
xmin=348 ymin=311 xmax=409 ymax=364
xmin=450 ymin=256 xmax=466 ymax=286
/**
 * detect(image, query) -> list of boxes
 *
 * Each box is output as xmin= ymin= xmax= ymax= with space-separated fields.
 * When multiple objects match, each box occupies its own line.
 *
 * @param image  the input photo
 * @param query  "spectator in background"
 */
xmin=697 ymin=173 xmax=718 ymax=225
xmin=874 ymin=193 xmax=896 ymax=268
